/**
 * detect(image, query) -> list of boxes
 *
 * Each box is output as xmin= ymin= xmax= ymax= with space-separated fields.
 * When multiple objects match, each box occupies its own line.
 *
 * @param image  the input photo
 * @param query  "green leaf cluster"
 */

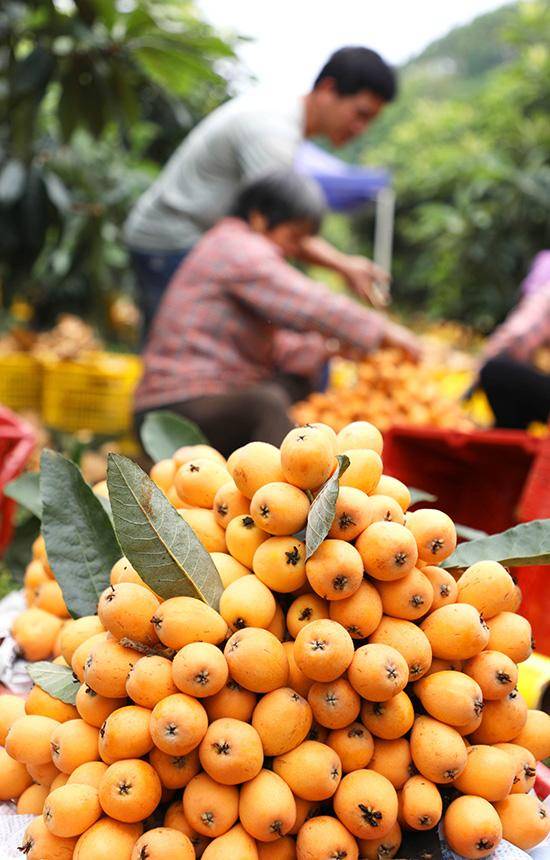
xmin=107 ymin=453 xmax=223 ymax=607
xmin=141 ymin=411 xmax=207 ymax=461
xmin=337 ymin=2 xmax=550 ymax=331
xmin=28 ymin=661 xmax=80 ymax=705
xmin=444 ymin=518 xmax=550 ymax=569
xmin=4 ymin=472 xmax=42 ymax=519
xmin=29 ymin=434 xmax=225 ymax=700
xmin=35 ymin=446 xmax=223 ymax=619
xmin=40 ymin=450 xmax=120 ymax=618
xmin=305 ymin=455 xmax=350 ymax=558
xmin=0 ymin=0 xmax=242 ymax=329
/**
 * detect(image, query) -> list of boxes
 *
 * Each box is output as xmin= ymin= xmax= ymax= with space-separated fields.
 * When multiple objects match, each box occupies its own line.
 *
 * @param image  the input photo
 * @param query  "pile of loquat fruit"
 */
xmin=291 ymin=349 xmax=475 ymax=433
xmin=1 ymin=420 xmax=550 ymax=859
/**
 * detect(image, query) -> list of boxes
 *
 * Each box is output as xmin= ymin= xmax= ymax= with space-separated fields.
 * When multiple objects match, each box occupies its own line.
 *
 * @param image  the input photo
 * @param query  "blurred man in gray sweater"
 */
xmin=124 ymin=46 xmax=397 ymax=335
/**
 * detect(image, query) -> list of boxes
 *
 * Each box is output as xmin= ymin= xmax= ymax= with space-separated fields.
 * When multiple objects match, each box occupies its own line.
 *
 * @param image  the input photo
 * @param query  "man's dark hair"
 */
xmin=232 ymin=170 xmax=326 ymax=233
xmin=314 ymin=46 xmax=397 ymax=102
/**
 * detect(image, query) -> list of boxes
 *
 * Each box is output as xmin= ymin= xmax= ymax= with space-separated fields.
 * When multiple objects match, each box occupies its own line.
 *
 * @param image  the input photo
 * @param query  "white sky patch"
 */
xmin=199 ymin=0 xmax=510 ymax=94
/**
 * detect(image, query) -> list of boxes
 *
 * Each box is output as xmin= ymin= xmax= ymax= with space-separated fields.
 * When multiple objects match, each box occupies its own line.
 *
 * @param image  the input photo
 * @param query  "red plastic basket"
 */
xmin=535 ymin=762 xmax=550 ymax=800
xmin=383 ymin=426 xmax=550 ymax=654
xmin=0 ymin=406 xmax=36 ymax=555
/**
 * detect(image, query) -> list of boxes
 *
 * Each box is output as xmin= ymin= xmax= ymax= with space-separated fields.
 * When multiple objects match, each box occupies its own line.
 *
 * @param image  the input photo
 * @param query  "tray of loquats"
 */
xmin=1 ymin=417 xmax=549 ymax=860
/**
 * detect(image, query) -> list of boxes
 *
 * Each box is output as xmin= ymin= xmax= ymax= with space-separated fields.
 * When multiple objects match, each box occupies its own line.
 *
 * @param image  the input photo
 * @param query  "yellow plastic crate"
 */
xmin=437 ymin=370 xmax=495 ymax=427
xmin=437 ymin=369 xmax=474 ymax=395
xmin=0 ymin=353 xmax=42 ymax=413
xmin=517 ymin=652 xmax=550 ymax=709
xmin=42 ymin=353 xmax=142 ymax=434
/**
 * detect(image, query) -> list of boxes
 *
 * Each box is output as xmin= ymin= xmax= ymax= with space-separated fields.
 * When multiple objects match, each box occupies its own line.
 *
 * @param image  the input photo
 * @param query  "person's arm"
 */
xmin=235 ymin=116 xmax=390 ymax=307
xmin=482 ymin=288 xmax=550 ymax=364
xmin=299 ymin=235 xmax=391 ymax=308
xmin=227 ymin=252 xmax=420 ymax=360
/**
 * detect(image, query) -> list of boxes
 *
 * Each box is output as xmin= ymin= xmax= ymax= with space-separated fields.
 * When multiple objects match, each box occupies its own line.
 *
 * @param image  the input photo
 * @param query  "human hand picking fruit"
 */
xmin=340 ymin=254 xmax=391 ymax=308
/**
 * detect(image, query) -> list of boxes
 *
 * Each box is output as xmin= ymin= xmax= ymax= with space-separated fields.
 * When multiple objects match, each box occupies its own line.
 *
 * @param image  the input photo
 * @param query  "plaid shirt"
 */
xmin=135 ymin=218 xmax=386 ymax=411
xmin=484 ymin=281 xmax=550 ymax=364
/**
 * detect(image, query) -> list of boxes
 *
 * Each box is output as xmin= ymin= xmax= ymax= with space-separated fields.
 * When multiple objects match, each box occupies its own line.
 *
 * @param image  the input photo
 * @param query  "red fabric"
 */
xmin=383 ymin=426 xmax=550 ymax=654
xmin=514 ymin=437 xmax=550 ymax=651
xmin=0 ymin=406 xmax=36 ymax=554
xmin=135 ymin=217 xmax=386 ymax=412
xmin=519 ymin=437 xmax=550 ymax=522
xmin=383 ymin=426 xmax=540 ymax=533
xmin=535 ymin=763 xmax=550 ymax=801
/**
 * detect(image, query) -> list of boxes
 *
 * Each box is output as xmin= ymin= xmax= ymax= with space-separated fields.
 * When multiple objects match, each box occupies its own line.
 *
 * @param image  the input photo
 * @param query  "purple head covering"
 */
xmin=522 ymin=251 xmax=550 ymax=296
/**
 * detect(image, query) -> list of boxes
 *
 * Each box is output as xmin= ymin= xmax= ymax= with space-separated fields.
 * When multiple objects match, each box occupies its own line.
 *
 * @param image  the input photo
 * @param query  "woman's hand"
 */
xmin=340 ymin=255 xmax=391 ymax=308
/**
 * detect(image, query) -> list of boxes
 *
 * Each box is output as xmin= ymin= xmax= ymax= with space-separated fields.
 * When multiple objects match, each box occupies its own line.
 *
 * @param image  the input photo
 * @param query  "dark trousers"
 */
xmin=130 ymin=248 xmax=189 ymax=340
xmin=136 ymin=374 xmax=314 ymax=458
xmin=480 ymin=354 xmax=550 ymax=429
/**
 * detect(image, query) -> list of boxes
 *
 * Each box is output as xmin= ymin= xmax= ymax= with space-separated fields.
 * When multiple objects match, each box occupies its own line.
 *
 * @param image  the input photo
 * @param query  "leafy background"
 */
xmin=1 ymin=1 xmax=549 ymax=338
xmin=0 ymin=0 xmax=242 ymax=336
xmin=329 ymin=0 xmax=550 ymax=331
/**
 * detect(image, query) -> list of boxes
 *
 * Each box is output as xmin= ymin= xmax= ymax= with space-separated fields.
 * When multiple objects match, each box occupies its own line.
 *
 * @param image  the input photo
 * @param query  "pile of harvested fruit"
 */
xmin=291 ymin=349 xmax=476 ymax=432
xmin=0 ymin=315 xmax=101 ymax=362
xmin=1 ymin=419 xmax=550 ymax=859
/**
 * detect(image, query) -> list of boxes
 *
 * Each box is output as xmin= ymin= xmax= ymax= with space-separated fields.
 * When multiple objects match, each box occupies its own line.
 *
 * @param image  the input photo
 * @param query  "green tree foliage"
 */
xmin=349 ymin=1 xmax=550 ymax=331
xmin=409 ymin=2 xmax=518 ymax=81
xmin=0 ymin=0 xmax=239 ymax=329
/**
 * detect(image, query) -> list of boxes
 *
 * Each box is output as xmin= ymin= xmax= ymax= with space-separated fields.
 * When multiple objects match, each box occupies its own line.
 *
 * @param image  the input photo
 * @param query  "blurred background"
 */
xmin=1 ymin=0 xmax=549 ymax=706
xmin=1 ymin=0 xmax=548 ymax=339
